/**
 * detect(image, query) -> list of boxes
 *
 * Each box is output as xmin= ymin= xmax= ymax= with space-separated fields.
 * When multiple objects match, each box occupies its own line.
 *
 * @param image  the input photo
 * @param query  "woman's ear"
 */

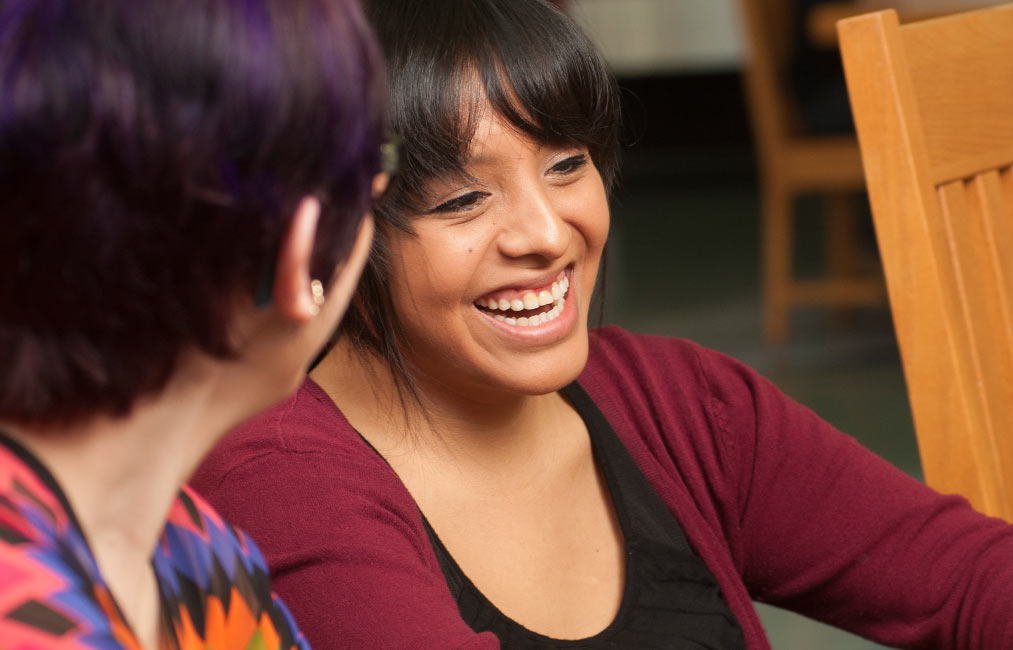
xmin=273 ymin=195 xmax=375 ymax=326
xmin=273 ymin=196 xmax=323 ymax=322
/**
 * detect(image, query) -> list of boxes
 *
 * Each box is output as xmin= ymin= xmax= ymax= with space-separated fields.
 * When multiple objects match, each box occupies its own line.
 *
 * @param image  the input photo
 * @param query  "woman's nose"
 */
xmin=496 ymin=188 xmax=570 ymax=261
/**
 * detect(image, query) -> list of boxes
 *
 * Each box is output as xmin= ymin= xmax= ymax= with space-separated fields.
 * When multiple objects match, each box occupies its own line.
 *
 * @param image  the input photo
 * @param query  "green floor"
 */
xmin=601 ymin=150 xmax=918 ymax=649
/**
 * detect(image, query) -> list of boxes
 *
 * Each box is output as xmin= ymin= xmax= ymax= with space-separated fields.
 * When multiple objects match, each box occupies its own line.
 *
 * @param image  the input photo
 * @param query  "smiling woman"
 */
xmin=192 ymin=1 xmax=1013 ymax=649
xmin=331 ymin=0 xmax=621 ymax=409
xmin=378 ymin=103 xmax=609 ymax=400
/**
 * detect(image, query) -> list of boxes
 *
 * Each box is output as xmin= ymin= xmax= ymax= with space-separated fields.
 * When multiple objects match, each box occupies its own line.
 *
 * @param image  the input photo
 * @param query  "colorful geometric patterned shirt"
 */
xmin=0 ymin=432 xmax=311 ymax=650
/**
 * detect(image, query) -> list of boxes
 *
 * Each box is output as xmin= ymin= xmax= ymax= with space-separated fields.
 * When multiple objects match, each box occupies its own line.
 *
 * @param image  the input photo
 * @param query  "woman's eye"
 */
xmin=549 ymin=153 xmax=588 ymax=175
xmin=428 ymin=190 xmax=490 ymax=214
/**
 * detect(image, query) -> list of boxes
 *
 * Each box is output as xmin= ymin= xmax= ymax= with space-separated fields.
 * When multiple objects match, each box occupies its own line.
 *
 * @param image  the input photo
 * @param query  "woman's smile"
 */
xmin=474 ymin=266 xmax=575 ymax=337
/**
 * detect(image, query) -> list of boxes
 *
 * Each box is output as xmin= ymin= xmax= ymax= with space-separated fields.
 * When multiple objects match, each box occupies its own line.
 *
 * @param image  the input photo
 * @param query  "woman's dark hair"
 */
xmin=338 ymin=0 xmax=621 ymax=406
xmin=0 ymin=0 xmax=387 ymax=425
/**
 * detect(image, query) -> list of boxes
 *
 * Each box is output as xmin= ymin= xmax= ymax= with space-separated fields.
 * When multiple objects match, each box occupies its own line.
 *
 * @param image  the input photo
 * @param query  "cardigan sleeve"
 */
xmin=694 ymin=346 xmax=1013 ymax=649
xmin=193 ymin=446 xmax=499 ymax=650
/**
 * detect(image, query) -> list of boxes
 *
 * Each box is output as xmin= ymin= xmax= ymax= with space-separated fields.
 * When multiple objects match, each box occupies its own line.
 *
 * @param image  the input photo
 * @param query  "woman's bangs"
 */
xmin=481 ymin=7 xmax=620 ymax=187
xmin=482 ymin=55 xmax=578 ymax=146
xmin=381 ymin=0 xmax=621 ymax=218
xmin=379 ymin=66 xmax=469 ymax=216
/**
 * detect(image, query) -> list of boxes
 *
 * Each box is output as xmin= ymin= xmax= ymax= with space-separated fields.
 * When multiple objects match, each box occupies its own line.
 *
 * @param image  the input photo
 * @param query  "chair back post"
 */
xmin=839 ymin=5 xmax=1013 ymax=519
xmin=737 ymin=0 xmax=797 ymax=173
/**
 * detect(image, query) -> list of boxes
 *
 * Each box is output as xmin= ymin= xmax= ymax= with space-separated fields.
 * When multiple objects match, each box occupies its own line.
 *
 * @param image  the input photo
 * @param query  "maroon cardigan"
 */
xmin=192 ymin=327 xmax=1013 ymax=649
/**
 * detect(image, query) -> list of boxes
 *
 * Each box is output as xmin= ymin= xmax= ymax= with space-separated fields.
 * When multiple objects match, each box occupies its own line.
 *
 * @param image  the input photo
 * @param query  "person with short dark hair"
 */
xmin=194 ymin=1 xmax=1013 ymax=649
xmin=0 ymin=0 xmax=387 ymax=647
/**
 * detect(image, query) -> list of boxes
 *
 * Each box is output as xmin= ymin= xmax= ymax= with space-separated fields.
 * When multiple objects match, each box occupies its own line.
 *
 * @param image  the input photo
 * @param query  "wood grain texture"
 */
xmin=839 ymin=4 xmax=1013 ymax=519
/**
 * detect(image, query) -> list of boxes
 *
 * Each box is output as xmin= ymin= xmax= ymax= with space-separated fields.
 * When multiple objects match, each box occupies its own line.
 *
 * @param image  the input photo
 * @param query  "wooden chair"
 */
xmin=737 ymin=0 xmax=886 ymax=345
xmin=839 ymin=4 xmax=1013 ymax=520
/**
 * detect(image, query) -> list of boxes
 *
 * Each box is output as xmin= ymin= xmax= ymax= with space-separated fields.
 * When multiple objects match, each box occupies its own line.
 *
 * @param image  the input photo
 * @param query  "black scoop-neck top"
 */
xmin=421 ymin=382 xmax=747 ymax=649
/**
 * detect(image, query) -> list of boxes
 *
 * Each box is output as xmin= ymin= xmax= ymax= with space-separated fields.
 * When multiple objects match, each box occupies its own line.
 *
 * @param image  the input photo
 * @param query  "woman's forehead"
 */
xmin=465 ymin=108 xmax=532 ymax=159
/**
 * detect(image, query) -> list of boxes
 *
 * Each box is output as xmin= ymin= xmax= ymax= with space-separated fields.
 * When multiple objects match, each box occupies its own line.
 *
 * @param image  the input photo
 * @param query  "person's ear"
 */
xmin=273 ymin=195 xmax=376 ymax=325
xmin=273 ymin=196 xmax=324 ymax=323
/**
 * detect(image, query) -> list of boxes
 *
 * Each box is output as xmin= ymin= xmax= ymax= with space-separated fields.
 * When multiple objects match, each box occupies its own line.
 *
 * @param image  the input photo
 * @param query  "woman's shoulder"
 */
xmin=584 ymin=326 xmax=758 ymax=398
xmin=0 ymin=443 xmax=124 ymax=646
xmin=160 ymin=485 xmax=269 ymax=584
xmin=190 ymin=377 xmax=429 ymax=563
xmin=587 ymin=325 xmax=706 ymax=368
xmin=158 ymin=486 xmax=312 ymax=650
xmin=191 ymin=377 xmax=389 ymax=497
xmin=580 ymin=326 xmax=783 ymax=456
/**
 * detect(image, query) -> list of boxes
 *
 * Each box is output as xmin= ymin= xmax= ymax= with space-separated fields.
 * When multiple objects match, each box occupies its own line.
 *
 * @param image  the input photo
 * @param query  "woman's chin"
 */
xmin=489 ymin=335 xmax=591 ymax=398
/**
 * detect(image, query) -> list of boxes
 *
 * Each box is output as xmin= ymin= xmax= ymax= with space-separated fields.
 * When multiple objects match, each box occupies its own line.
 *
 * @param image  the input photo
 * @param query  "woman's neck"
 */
xmin=1 ymin=354 xmax=242 ymax=649
xmin=311 ymin=340 xmax=579 ymax=480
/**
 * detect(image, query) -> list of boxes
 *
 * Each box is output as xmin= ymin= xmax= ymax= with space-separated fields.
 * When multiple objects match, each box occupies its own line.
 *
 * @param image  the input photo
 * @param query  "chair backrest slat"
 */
xmin=901 ymin=9 xmax=1013 ymax=183
xmin=987 ymin=168 xmax=1013 ymax=306
xmin=965 ymin=170 xmax=1013 ymax=510
xmin=939 ymin=177 xmax=1013 ymax=518
xmin=839 ymin=4 xmax=1013 ymax=519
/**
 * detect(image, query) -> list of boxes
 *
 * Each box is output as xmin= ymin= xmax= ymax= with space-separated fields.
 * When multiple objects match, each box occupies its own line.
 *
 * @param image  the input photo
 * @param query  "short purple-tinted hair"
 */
xmin=0 ymin=0 xmax=387 ymax=425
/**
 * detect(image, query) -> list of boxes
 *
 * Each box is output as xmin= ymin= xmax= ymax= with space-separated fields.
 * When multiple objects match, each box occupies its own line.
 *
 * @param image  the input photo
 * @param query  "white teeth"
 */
xmin=497 ymin=297 xmax=566 ymax=327
xmin=476 ymin=273 xmax=571 ymax=319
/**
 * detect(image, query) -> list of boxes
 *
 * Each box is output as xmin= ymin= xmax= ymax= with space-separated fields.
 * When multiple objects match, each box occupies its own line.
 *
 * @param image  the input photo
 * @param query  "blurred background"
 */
xmin=552 ymin=1 xmax=984 ymax=648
